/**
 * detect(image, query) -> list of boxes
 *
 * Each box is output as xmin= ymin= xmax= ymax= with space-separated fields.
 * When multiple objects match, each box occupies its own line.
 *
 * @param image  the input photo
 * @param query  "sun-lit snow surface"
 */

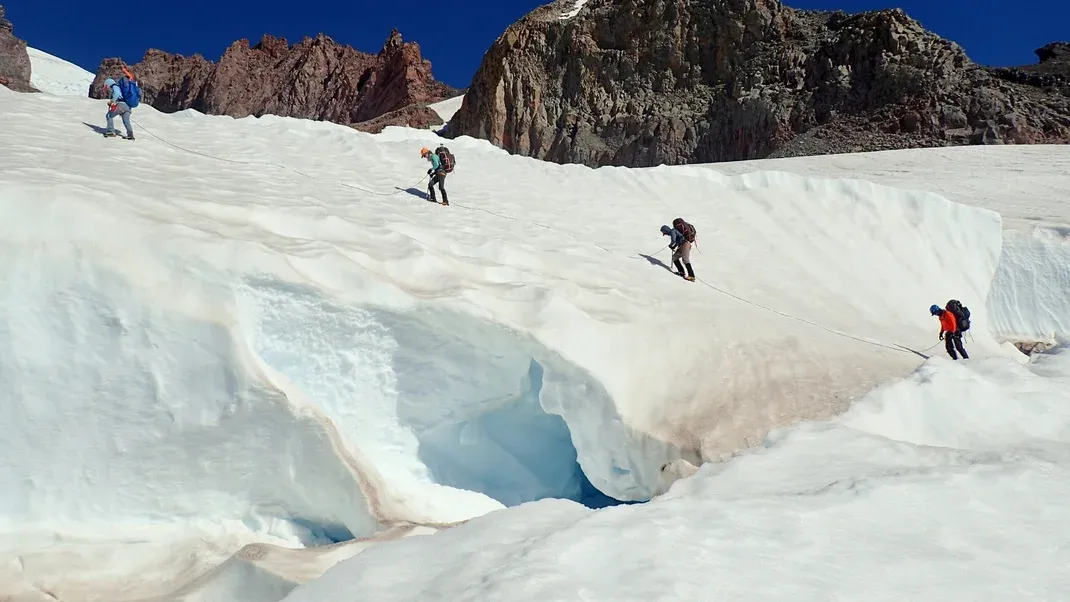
xmin=1 ymin=66 xmax=1069 ymax=602
xmin=428 ymin=95 xmax=464 ymax=126
xmin=286 ymin=347 xmax=1070 ymax=601
xmin=988 ymin=228 xmax=1070 ymax=343
xmin=705 ymin=146 xmax=1070 ymax=346
xmin=27 ymin=47 xmax=95 ymax=96
xmin=707 ymin=145 xmax=1070 ymax=232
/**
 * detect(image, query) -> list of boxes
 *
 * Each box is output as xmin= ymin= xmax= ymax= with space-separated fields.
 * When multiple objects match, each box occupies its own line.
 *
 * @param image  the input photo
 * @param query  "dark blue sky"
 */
xmin=4 ymin=0 xmax=1065 ymax=89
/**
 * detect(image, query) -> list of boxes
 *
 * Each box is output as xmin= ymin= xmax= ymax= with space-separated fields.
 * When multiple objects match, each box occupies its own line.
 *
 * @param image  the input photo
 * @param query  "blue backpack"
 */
xmin=118 ymin=77 xmax=141 ymax=108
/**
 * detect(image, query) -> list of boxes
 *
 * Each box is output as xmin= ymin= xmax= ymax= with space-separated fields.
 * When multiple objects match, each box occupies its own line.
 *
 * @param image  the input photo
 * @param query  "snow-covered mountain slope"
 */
xmin=286 ymin=346 xmax=1070 ymax=602
xmin=27 ymin=47 xmax=95 ymax=96
xmin=707 ymin=145 xmax=1070 ymax=232
xmin=1 ymin=75 xmax=1068 ymax=602
xmin=428 ymin=95 xmax=464 ymax=125
xmin=707 ymin=146 xmax=1070 ymax=347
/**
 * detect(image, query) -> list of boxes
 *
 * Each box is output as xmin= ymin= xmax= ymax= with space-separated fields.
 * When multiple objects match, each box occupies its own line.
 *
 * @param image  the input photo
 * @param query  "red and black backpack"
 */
xmin=435 ymin=146 xmax=456 ymax=173
xmin=673 ymin=218 xmax=696 ymax=243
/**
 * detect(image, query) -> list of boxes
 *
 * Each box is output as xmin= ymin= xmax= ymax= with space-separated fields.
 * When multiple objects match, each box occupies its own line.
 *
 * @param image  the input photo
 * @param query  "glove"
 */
xmin=108 ymin=103 xmax=117 ymax=112
xmin=939 ymin=333 xmax=944 ymax=341
xmin=427 ymin=168 xmax=433 ymax=175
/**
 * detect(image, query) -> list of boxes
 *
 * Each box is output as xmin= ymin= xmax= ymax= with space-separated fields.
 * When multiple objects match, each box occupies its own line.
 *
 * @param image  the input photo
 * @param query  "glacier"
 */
xmin=26 ymin=46 xmax=95 ymax=97
xmin=0 ymin=47 xmax=1068 ymax=601
xmin=286 ymin=346 xmax=1070 ymax=602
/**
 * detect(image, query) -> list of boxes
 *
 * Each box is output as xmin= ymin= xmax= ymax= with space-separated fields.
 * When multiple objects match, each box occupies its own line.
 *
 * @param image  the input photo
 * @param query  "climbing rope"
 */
xmin=122 ymin=116 xmax=940 ymax=360
xmin=448 ymin=200 xmax=616 ymax=254
xmin=129 ymin=116 xmax=426 ymax=197
xmin=128 ymin=116 xmax=618 ymax=250
xmin=640 ymin=245 xmax=939 ymax=359
xmin=692 ymin=275 xmax=937 ymax=358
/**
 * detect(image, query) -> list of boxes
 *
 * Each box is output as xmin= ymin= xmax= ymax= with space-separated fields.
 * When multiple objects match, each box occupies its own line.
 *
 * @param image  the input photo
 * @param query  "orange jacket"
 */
xmin=938 ymin=310 xmax=957 ymax=334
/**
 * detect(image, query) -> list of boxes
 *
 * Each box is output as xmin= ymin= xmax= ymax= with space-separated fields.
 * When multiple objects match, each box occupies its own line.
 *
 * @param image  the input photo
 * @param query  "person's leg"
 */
xmin=119 ymin=104 xmax=133 ymax=138
xmin=945 ymin=335 xmax=958 ymax=360
xmin=681 ymin=241 xmax=694 ymax=279
xmin=427 ymin=172 xmax=437 ymax=202
xmin=671 ymin=247 xmax=685 ymax=275
xmin=954 ymin=333 xmax=969 ymax=359
xmin=437 ymin=172 xmax=448 ymax=204
xmin=105 ymin=107 xmax=118 ymax=134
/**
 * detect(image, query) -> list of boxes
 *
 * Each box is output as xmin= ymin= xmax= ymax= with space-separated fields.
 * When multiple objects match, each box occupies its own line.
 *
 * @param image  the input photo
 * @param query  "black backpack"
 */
xmin=946 ymin=299 xmax=971 ymax=332
xmin=435 ymin=146 xmax=455 ymax=173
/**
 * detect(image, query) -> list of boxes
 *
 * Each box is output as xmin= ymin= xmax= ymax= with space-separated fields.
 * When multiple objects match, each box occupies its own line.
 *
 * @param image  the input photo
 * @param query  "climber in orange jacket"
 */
xmin=930 ymin=304 xmax=968 ymax=360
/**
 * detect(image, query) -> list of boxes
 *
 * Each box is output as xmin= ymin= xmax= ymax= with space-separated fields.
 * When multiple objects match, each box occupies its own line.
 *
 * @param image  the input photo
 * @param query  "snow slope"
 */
xmin=27 ymin=47 xmax=95 ymax=96
xmin=705 ymin=146 xmax=1070 ymax=345
xmin=988 ymin=228 xmax=1070 ymax=343
xmin=428 ymin=95 xmax=464 ymax=126
xmin=1 ymin=67 xmax=1067 ymax=601
xmin=706 ymin=145 xmax=1070 ymax=232
xmin=285 ymin=346 xmax=1070 ymax=602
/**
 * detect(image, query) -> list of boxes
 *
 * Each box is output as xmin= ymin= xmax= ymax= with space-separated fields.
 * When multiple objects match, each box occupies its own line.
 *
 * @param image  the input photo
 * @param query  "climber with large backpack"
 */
xmin=102 ymin=66 xmax=141 ymax=140
xmin=660 ymin=217 xmax=697 ymax=281
xmin=930 ymin=300 xmax=969 ymax=360
xmin=421 ymin=145 xmax=455 ymax=206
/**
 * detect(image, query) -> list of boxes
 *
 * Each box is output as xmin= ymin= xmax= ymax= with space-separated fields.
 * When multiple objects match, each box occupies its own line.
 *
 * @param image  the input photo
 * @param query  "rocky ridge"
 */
xmin=90 ymin=29 xmax=459 ymax=131
xmin=446 ymin=0 xmax=1070 ymax=167
xmin=0 ymin=5 xmax=35 ymax=92
xmin=990 ymin=42 xmax=1070 ymax=94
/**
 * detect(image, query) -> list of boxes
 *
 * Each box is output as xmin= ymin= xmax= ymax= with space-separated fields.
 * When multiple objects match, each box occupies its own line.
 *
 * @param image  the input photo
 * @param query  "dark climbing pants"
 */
xmin=672 ymin=241 xmax=695 ymax=278
xmin=429 ymin=170 xmax=448 ymax=203
xmin=945 ymin=331 xmax=968 ymax=360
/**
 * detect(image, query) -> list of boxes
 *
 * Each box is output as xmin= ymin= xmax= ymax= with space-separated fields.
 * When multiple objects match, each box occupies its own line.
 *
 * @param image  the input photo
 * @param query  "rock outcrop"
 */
xmin=990 ymin=42 xmax=1070 ymax=93
xmin=90 ymin=29 xmax=459 ymax=130
xmin=446 ymin=0 xmax=1070 ymax=167
xmin=1014 ymin=340 xmax=1057 ymax=357
xmin=352 ymin=103 xmax=445 ymax=134
xmin=0 ymin=5 xmax=35 ymax=92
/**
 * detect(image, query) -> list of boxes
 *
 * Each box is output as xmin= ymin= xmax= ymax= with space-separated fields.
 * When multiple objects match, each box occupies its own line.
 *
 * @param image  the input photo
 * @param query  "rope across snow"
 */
xmin=127 ymin=117 xmax=936 ymax=361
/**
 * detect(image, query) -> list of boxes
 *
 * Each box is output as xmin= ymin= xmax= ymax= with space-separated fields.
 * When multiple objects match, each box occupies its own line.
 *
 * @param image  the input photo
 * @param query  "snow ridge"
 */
xmin=27 ymin=47 xmax=95 ymax=96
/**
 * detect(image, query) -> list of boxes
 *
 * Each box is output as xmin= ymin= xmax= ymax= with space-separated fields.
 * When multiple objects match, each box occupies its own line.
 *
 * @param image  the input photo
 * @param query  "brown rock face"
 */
xmin=0 ymin=5 xmax=36 ymax=92
xmin=352 ymin=104 xmax=445 ymax=134
xmin=90 ymin=29 xmax=458 ymax=129
xmin=446 ymin=0 xmax=1070 ymax=167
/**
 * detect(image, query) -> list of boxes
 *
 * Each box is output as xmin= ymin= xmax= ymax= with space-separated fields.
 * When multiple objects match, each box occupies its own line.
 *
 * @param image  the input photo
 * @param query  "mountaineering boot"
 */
xmin=684 ymin=275 xmax=695 ymax=282
xmin=103 ymin=131 xmax=117 ymax=138
xmin=673 ymin=258 xmax=686 ymax=277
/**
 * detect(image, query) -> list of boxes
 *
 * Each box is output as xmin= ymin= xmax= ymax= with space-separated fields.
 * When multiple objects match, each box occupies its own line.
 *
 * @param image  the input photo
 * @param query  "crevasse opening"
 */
xmin=239 ymin=278 xmax=639 ymax=511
